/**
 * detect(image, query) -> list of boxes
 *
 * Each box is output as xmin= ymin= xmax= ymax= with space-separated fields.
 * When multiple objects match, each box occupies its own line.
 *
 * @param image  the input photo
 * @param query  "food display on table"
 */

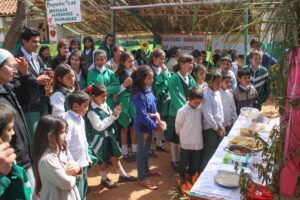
xmin=240 ymin=107 xmax=259 ymax=117
xmin=224 ymin=144 xmax=252 ymax=156
xmin=240 ymin=127 xmax=259 ymax=137
xmin=229 ymin=136 xmax=264 ymax=151
xmin=214 ymin=172 xmax=239 ymax=188
xmin=260 ymin=110 xmax=280 ymax=119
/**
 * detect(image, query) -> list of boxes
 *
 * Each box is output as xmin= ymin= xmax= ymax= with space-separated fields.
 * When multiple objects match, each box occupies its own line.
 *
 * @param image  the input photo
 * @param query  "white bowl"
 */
xmin=240 ymin=107 xmax=259 ymax=117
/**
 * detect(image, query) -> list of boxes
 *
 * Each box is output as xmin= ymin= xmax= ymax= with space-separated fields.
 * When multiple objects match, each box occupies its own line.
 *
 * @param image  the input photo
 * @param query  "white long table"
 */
xmin=189 ymin=115 xmax=280 ymax=200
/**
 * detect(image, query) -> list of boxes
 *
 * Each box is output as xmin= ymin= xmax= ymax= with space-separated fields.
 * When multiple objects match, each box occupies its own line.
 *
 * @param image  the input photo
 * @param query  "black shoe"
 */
xmin=124 ymin=154 xmax=133 ymax=163
xmin=119 ymin=175 xmax=137 ymax=182
xmin=101 ymin=178 xmax=117 ymax=188
xmin=156 ymin=145 xmax=170 ymax=153
xmin=131 ymin=152 xmax=137 ymax=161
xmin=148 ymin=149 xmax=158 ymax=158
xmin=171 ymin=162 xmax=179 ymax=171
xmin=162 ymin=138 xmax=167 ymax=143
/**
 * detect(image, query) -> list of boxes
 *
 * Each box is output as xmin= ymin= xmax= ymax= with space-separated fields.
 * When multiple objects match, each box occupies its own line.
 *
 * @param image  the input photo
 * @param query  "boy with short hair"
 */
xmin=220 ymin=56 xmax=237 ymax=89
xmin=65 ymin=90 xmax=91 ymax=200
xmin=0 ymin=102 xmax=31 ymax=200
xmin=243 ymin=51 xmax=270 ymax=109
xmin=233 ymin=69 xmax=258 ymax=115
xmin=175 ymin=86 xmax=204 ymax=179
xmin=220 ymin=73 xmax=237 ymax=133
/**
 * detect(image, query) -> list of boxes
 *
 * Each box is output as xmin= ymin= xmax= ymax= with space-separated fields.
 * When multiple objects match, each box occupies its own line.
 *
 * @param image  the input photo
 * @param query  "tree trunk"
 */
xmin=2 ymin=0 xmax=26 ymax=51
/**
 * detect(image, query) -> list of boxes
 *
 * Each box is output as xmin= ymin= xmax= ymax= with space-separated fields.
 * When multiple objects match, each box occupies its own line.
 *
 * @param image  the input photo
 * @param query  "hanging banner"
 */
xmin=46 ymin=0 xmax=81 ymax=25
xmin=212 ymin=34 xmax=254 ymax=56
xmin=162 ymin=34 xmax=207 ymax=53
xmin=48 ymin=24 xmax=58 ymax=44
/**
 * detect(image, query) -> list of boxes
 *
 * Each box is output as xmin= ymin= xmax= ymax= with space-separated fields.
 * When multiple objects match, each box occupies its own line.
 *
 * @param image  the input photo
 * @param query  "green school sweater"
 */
xmin=0 ymin=162 xmax=31 ymax=200
xmin=87 ymin=67 xmax=120 ymax=110
xmin=168 ymin=72 xmax=197 ymax=117
xmin=243 ymin=65 xmax=270 ymax=107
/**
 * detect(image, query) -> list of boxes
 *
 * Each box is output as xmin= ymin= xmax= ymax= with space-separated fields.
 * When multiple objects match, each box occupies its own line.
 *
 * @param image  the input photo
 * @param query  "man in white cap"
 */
xmin=0 ymin=48 xmax=37 ymax=199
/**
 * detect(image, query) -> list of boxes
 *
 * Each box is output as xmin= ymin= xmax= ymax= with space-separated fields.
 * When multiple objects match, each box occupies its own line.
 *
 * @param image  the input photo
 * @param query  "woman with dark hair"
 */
xmin=99 ymin=33 xmax=115 ymax=60
xmin=39 ymin=45 xmax=52 ymax=68
xmin=105 ymin=45 xmax=124 ymax=71
xmin=134 ymin=49 xmax=146 ymax=68
xmin=83 ymin=36 xmax=95 ymax=67
xmin=51 ymin=39 xmax=69 ymax=71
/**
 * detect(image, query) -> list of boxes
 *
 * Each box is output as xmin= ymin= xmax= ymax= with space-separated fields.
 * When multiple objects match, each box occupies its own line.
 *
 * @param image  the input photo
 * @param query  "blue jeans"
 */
xmin=135 ymin=130 xmax=153 ymax=181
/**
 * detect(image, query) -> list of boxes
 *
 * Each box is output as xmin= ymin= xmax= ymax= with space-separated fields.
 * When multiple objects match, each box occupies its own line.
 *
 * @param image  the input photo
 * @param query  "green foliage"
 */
xmin=192 ymin=0 xmax=299 ymax=198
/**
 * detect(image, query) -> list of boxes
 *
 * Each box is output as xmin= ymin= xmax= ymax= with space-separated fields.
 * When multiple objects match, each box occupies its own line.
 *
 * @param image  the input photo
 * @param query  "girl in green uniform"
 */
xmin=50 ymin=63 xmax=79 ymax=118
xmin=0 ymin=103 xmax=31 ymax=200
xmin=85 ymin=84 xmax=136 ymax=188
xmin=166 ymin=54 xmax=197 ymax=170
xmin=87 ymin=50 xmax=120 ymax=110
xmin=83 ymin=36 xmax=94 ymax=67
xmin=148 ymin=49 xmax=172 ymax=154
xmin=115 ymin=52 xmax=137 ymax=162
xmin=68 ymin=50 xmax=89 ymax=91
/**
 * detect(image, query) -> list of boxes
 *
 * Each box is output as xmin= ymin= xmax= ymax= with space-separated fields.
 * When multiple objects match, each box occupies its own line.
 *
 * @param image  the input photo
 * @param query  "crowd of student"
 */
xmin=0 ymin=26 xmax=276 ymax=199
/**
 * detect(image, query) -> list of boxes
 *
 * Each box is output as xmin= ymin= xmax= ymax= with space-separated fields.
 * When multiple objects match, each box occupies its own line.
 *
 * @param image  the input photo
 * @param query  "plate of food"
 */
xmin=240 ymin=127 xmax=260 ymax=137
xmin=214 ymin=172 xmax=239 ymax=188
xmin=229 ymin=136 xmax=264 ymax=151
xmin=224 ymin=144 xmax=253 ymax=156
xmin=260 ymin=110 xmax=279 ymax=119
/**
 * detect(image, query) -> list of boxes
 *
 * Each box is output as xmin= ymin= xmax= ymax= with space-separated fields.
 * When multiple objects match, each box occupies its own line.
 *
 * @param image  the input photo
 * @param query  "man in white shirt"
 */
xmin=13 ymin=27 xmax=50 ymax=142
xmin=64 ymin=91 xmax=91 ymax=200
xmin=175 ymin=86 xmax=204 ymax=179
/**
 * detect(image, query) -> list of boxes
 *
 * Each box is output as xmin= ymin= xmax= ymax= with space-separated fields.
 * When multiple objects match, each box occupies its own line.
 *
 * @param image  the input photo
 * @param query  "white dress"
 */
xmin=38 ymin=148 xmax=81 ymax=200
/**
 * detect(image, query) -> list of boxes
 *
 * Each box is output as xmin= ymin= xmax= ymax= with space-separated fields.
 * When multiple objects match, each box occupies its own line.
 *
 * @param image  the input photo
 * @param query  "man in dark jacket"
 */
xmin=0 ymin=48 xmax=37 ymax=199
xmin=13 ymin=27 xmax=50 ymax=141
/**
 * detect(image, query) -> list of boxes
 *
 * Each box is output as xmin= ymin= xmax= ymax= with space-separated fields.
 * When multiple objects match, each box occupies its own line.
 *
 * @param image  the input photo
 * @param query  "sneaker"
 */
xmin=148 ymin=149 xmax=158 ymax=158
xmin=156 ymin=145 xmax=170 ymax=153
xmin=124 ymin=154 xmax=133 ymax=163
xmin=101 ymin=178 xmax=117 ymax=188
xmin=131 ymin=152 xmax=137 ymax=161
xmin=119 ymin=175 xmax=137 ymax=182
xmin=162 ymin=138 xmax=167 ymax=143
xmin=171 ymin=161 xmax=179 ymax=171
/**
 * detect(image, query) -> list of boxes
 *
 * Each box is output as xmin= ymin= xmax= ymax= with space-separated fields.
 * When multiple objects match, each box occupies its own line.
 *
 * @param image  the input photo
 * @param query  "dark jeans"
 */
xmin=178 ymin=148 xmax=203 ymax=178
xmin=135 ymin=130 xmax=153 ymax=180
xmin=199 ymin=129 xmax=222 ymax=172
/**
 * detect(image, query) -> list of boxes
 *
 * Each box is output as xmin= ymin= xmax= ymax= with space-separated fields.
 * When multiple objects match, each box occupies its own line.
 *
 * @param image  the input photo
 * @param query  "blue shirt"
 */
xmin=246 ymin=51 xmax=277 ymax=69
xmin=132 ymin=87 xmax=158 ymax=133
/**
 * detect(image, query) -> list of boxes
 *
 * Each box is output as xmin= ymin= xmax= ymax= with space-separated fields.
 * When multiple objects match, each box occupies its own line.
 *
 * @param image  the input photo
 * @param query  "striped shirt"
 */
xmin=243 ymin=65 xmax=270 ymax=107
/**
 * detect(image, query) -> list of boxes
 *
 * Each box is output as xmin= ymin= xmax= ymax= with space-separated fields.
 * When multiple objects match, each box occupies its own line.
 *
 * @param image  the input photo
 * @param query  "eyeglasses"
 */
xmin=4 ymin=63 xmax=18 ymax=70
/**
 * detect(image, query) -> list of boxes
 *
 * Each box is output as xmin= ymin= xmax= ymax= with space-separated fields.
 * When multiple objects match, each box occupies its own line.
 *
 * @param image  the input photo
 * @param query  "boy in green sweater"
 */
xmin=243 ymin=51 xmax=270 ymax=109
xmin=0 ymin=102 xmax=31 ymax=200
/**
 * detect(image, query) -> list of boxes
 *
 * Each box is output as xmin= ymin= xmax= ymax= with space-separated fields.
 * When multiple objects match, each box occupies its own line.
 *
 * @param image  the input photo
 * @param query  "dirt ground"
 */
xmin=87 ymin=142 xmax=177 ymax=200
xmin=86 ymin=100 xmax=278 ymax=200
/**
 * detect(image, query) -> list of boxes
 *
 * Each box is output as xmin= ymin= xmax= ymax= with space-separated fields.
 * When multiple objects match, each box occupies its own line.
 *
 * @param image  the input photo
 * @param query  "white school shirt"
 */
xmin=202 ymin=88 xmax=225 ymax=131
xmin=74 ymin=70 xmax=82 ymax=82
xmin=152 ymin=65 xmax=161 ymax=75
xmin=177 ymin=71 xmax=189 ymax=85
xmin=175 ymin=103 xmax=203 ymax=150
xmin=219 ymin=88 xmax=237 ymax=127
xmin=65 ymin=110 xmax=91 ymax=168
xmin=87 ymin=101 xmax=118 ymax=137
xmin=50 ymin=87 xmax=75 ymax=118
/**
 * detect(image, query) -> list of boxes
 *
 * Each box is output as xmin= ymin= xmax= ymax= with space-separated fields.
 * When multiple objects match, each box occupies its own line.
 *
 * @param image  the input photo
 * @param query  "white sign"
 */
xmin=162 ymin=34 xmax=207 ymax=53
xmin=46 ymin=0 xmax=81 ymax=25
xmin=212 ymin=34 xmax=253 ymax=55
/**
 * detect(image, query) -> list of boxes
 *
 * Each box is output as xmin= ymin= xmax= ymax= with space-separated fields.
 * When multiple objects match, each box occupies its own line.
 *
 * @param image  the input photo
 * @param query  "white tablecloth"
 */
xmin=190 ymin=115 xmax=280 ymax=200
